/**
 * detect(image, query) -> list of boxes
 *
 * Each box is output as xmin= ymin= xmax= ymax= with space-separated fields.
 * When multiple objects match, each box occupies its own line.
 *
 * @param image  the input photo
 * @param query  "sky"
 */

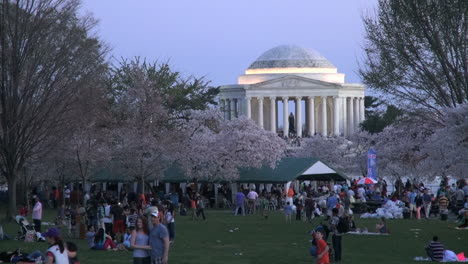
xmin=81 ymin=0 xmax=378 ymax=87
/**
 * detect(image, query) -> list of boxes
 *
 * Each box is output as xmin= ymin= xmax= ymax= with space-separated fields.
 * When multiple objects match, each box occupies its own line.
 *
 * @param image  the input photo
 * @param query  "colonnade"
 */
xmin=219 ymin=96 xmax=365 ymax=137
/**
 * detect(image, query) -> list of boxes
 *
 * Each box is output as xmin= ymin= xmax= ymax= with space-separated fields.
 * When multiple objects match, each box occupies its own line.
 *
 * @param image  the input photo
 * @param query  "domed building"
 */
xmin=218 ymin=45 xmax=366 ymax=137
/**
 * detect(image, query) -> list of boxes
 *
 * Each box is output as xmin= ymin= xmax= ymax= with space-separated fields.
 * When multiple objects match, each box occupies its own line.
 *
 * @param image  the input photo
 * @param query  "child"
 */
xmin=315 ymin=231 xmax=329 ymax=264
xmin=260 ymin=197 xmax=269 ymax=220
xmin=116 ymin=228 xmax=131 ymax=251
xmin=196 ymin=195 xmax=206 ymax=221
xmin=284 ymin=202 xmax=293 ymax=223
xmin=19 ymin=204 xmax=28 ymax=217
xmin=375 ymin=217 xmax=388 ymax=233
xmin=66 ymin=242 xmax=80 ymax=264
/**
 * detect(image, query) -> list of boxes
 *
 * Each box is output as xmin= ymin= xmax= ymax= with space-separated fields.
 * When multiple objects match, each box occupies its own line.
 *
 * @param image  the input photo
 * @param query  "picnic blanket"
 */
xmin=347 ymin=231 xmax=389 ymax=236
xmin=414 ymin=251 xmax=467 ymax=262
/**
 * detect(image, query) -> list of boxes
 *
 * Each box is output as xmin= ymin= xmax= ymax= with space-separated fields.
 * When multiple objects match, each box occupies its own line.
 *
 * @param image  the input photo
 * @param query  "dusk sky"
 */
xmin=81 ymin=1 xmax=377 ymax=88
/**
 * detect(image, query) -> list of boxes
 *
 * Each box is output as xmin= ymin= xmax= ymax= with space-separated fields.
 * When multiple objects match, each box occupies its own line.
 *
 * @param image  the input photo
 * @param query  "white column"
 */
xmin=295 ymin=97 xmax=302 ymax=137
xmin=220 ymin=99 xmax=226 ymax=120
xmin=257 ymin=97 xmax=264 ymax=128
xmin=283 ymin=97 xmax=289 ymax=136
xmin=341 ymin=97 xmax=347 ymax=136
xmin=234 ymin=99 xmax=239 ymax=118
xmin=333 ymin=96 xmax=340 ymax=136
xmin=226 ymin=99 xmax=231 ymax=120
xmin=269 ymin=97 xmax=276 ymax=132
xmin=353 ymin=97 xmax=359 ymax=130
xmin=348 ymin=97 xmax=354 ymax=134
xmin=246 ymin=97 xmax=252 ymax=119
xmin=230 ymin=99 xmax=236 ymax=120
xmin=360 ymin=97 xmax=365 ymax=123
xmin=307 ymin=96 xmax=315 ymax=136
xmin=165 ymin=183 xmax=170 ymax=194
xmin=321 ymin=96 xmax=327 ymax=136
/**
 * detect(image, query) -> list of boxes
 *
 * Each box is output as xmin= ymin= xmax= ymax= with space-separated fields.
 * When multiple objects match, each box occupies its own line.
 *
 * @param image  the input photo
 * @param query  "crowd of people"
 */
xmin=5 ymin=177 xmax=468 ymax=264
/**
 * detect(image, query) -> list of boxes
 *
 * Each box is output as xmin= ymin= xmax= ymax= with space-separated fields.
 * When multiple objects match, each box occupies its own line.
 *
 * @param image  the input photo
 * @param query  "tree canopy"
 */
xmin=360 ymin=0 xmax=468 ymax=112
xmin=0 ymin=0 xmax=107 ymax=219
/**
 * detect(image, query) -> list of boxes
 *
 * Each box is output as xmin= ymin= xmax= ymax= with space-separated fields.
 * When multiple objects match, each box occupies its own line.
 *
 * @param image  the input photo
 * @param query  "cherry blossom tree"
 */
xmin=418 ymin=104 xmax=468 ymax=179
xmin=108 ymin=62 xmax=182 ymax=194
xmin=373 ymin=122 xmax=432 ymax=182
xmin=294 ymin=131 xmax=375 ymax=177
xmin=176 ymin=110 xmax=287 ymax=182
xmin=372 ymin=104 xmax=467 ymax=182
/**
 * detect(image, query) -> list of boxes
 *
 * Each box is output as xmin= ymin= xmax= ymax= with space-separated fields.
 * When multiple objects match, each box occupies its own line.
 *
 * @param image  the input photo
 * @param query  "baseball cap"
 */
xmin=42 ymin=227 xmax=60 ymax=238
xmin=151 ymin=211 xmax=159 ymax=217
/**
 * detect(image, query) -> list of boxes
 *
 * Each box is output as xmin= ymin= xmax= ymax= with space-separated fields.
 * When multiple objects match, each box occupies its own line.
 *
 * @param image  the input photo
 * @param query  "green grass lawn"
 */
xmin=0 ymin=208 xmax=467 ymax=263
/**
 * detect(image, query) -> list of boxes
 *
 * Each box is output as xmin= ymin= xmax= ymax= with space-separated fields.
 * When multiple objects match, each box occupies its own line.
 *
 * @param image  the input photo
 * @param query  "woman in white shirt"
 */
xmin=43 ymin=227 xmax=69 ymax=264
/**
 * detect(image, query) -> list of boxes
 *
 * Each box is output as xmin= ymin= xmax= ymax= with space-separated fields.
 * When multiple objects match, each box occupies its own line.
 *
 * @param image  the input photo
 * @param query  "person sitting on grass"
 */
xmin=92 ymin=228 xmax=116 ymax=251
xmin=0 ymin=248 xmax=44 ymax=263
xmin=348 ymin=215 xmax=357 ymax=232
xmin=425 ymin=236 xmax=444 ymax=262
xmin=458 ymin=211 xmax=468 ymax=229
xmin=43 ymin=227 xmax=69 ymax=264
xmin=375 ymin=217 xmax=388 ymax=233
xmin=66 ymin=242 xmax=79 ymax=264
xmin=85 ymin=225 xmax=96 ymax=249
xmin=116 ymin=227 xmax=132 ymax=251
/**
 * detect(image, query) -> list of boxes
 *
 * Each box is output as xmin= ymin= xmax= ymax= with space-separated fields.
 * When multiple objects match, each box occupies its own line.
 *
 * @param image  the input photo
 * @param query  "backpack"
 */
xmin=336 ymin=216 xmax=350 ymax=234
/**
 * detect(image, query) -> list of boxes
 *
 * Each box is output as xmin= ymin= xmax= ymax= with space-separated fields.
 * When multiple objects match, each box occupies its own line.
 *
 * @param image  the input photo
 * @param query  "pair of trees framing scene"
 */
xmin=0 ymin=0 xmax=467 ymax=220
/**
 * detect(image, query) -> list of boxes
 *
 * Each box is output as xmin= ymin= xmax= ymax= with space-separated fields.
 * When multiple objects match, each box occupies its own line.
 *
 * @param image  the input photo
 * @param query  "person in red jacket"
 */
xmin=315 ymin=231 xmax=329 ymax=264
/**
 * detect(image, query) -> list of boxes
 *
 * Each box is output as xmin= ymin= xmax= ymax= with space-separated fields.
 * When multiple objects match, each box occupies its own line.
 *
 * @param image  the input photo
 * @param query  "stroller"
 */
xmin=15 ymin=215 xmax=45 ymax=242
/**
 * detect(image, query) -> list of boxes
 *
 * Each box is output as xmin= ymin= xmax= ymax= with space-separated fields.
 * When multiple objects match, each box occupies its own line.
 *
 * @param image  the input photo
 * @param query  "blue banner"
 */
xmin=367 ymin=148 xmax=377 ymax=180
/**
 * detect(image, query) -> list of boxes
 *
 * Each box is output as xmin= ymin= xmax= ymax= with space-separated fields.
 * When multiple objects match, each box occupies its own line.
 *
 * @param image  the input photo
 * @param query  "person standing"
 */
xmin=131 ymin=216 xmax=151 ymax=264
xmin=422 ymin=189 xmax=432 ymax=219
xmin=165 ymin=204 xmax=175 ymax=242
xmin=196 ymin=195 xmax=206 ymax=221
xmin=247 ymin=189 xmax=258 ymax=214
xmin=283 ymin=202 xmax=293 ymax=223
xmin=103 ymin=201 xmax=113 ymax=235
xmin=304 ymin=194 xmax=315 ymax=222
xmin=32 ymin=196 xmax=43 ymax=232
xmin=415 ymin=191 xmax=423 ymax=220
xmin=326 ymin=192 xmax=338 ymax=219
xmin=149 ymin=211 xmax=170 ymax=264
xmin=329 ymin=208 xmax=342 ymax=262
xmin=286 ymin=187 xmax=295 ymax=206
xmin=64 ymin=186 xmax=71 ymax=206
xmin=234 ymin=190 xmax=246 ymax=216
xmin=189 ymin=195 xmax=198 ymax=221
xmin=111 ymin=201 xmax=125 ymax=242
xmin=315 ymin=231 xmax=330 ymax=264
xmin=97 ymin=201 xmax=105 ymax=230
xmin=409 ymin=189 xmax=417 ymax=219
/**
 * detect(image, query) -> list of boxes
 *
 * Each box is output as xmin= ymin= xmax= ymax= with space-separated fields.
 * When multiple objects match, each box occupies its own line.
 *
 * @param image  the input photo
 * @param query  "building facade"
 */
xmin=218 ymin=45 xmax=366 ymax=137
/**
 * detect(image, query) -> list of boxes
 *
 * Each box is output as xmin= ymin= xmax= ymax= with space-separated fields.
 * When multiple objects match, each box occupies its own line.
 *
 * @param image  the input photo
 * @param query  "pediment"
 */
xmin=249 ymin=75 xmax=340 ymax=89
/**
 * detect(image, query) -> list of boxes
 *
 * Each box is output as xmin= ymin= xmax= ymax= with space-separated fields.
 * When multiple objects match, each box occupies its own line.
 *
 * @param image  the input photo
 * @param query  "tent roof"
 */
xmin=162 ymin=157 xmax=348 ymax=183
xmin=89 ymin=168 xmax=129 ymax=183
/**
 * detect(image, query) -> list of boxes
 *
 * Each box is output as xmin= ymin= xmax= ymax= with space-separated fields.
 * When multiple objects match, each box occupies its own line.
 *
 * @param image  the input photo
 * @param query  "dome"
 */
xmin=248 ymin=45 xmax=335 ymax=69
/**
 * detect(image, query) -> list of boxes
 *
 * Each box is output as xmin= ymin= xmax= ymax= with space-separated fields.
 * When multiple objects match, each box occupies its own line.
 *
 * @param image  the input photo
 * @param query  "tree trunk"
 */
xmin=6 ymin=176 xmax=18 ymax=221
xmin=141 ymin=176 xmax=145 ymax=195
xmin=82 ymin=177 xmax=87 ymax=206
